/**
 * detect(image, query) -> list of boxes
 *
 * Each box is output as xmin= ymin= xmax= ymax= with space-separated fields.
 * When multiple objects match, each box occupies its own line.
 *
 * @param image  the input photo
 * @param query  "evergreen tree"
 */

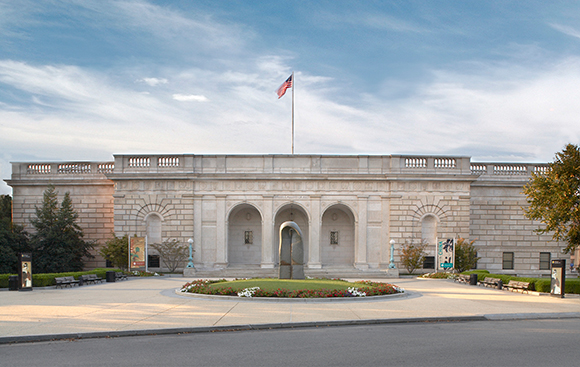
xmin=0 ymin=195 xmax=30 ymax=274
xmin=30 ymin=185 xmax=93 ymax=273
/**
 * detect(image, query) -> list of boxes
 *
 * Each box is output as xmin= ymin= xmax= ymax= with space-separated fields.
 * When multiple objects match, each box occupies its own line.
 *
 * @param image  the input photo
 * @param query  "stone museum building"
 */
xmin=5 ymin=154 xmax=575 ymax=277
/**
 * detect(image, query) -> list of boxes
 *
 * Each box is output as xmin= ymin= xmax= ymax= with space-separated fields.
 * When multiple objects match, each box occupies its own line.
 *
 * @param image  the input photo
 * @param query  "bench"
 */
xmin=503 ymin=280 xmax=530 ymax=293
xmin=55 ymin=276 xmax=80 ymax=289
xmin=454 ymin=274 xmax=471 ymax=284
xmin=116 ymin=272 xmax=128 ymax=281
xmin=479 ymin=277 xmax=502 ymax=289
xmin=81 ymin=274 xmax=103 ymax=285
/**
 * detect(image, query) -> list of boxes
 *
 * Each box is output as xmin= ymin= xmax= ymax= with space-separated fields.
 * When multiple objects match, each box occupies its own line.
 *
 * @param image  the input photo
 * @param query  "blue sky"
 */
xmin=2 ymin=1 xmax=580 ymax=194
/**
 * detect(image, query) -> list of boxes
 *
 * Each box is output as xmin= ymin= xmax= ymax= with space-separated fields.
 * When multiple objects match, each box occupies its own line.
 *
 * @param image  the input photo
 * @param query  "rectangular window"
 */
xmin=539 ymin=252 xmax=551 ymax=270
xmin=502 ymin=252 xmax=514 ymax=270
xmin=244 ymin=231 xmax=253 ymax=245
xmin=105 ymin=259 xmax=113 ymax=268
xmin=330 ymin=231 xmax=339 ymax=245
xmin=148 ymin=254 xmax=160 ymax=268
xmin=423 ymin=256 xmax=435 ymax=269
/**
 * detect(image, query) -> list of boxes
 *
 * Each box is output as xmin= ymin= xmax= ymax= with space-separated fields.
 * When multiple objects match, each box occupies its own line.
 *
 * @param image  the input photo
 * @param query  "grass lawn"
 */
xmin=209 ymin=278 xmax=369 ymax=292
xmin=181 ymin=278 xmax=403 ymax=298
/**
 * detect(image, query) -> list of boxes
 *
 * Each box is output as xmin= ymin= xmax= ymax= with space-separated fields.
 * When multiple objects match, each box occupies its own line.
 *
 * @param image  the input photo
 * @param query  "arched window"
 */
xmin=421 ymin=215 xmax=437 ymax=246
xmin=146 ymin=213 xmax=162 ymax=245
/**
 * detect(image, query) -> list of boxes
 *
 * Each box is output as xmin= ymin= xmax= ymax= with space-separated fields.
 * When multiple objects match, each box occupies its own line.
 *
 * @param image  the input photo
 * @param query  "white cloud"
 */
xmin=172 ymin=94 xmax=208 ymax=102
xmin=549 ymin=23 xmax=580 ymax=39
xmin=138 ymin=77 xmax=168 ymax=86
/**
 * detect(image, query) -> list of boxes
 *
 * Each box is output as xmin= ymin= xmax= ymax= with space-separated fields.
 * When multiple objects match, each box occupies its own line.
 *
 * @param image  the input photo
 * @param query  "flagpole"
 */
xmin=291 ymin=71 xmax=295 ymax=155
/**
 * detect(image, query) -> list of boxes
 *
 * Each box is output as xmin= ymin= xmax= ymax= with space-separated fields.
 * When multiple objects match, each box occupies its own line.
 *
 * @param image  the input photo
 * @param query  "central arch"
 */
xmin=274 ymin=204 xmax=309 ymax=266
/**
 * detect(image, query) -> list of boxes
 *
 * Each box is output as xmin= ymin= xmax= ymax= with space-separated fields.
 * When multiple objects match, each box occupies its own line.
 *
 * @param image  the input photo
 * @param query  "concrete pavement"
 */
xmin=1 ymin=276 xmax=579 ymax=344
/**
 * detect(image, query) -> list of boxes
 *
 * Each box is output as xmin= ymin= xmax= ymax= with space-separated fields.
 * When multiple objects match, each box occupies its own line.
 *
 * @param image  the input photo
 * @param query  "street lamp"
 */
xmin=389 ymin=239 xmax=397 ymax=269
xmin=186 ymin=238 xmax=195 ymax=268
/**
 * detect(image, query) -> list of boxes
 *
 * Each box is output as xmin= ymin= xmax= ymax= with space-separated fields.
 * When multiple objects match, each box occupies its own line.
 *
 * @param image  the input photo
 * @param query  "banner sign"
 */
xmin=551 ymin=259 xmax=566 ymax=298
xmin=437 ymin=239 xmax=455 ymax=271
xmin=19 ymin=253 xmax=33 ymax=291
xmin=130 ymin=237 xmax=146 ymax=270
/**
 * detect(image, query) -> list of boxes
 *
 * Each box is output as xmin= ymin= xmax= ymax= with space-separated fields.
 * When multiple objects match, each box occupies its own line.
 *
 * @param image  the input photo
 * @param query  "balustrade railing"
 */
xmin=14 ymin=155 xmax=551 ymax=180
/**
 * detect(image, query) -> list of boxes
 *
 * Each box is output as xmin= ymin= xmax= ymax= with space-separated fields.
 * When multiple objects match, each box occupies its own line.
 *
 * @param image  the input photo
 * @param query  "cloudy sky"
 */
xmin=2 ymin=1 xmax=580 ymax=194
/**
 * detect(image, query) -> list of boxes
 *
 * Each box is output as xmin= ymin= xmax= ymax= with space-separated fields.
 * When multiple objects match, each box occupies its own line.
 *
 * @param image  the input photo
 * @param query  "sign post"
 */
xmin=19 ymin=253 xmax=33 ymax=291
xmin=551 ymin=259 xmax=566 ymax=298
xmin=129 ymin=236 xmax=147 ymax=272
xmin=437 ymin=238 xmax=455 ymax=271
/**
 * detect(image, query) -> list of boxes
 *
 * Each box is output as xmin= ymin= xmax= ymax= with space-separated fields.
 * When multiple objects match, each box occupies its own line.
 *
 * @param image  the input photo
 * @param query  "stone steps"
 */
xmin=185 ymin=267 xmax=397 ymax=279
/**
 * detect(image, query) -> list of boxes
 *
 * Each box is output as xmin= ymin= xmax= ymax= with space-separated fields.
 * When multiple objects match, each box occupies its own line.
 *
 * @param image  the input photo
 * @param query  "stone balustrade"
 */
xmin=11 ymin=162 xmax=115 ymax=180
xmin=11 ymin=155 xmax=550 ymax=180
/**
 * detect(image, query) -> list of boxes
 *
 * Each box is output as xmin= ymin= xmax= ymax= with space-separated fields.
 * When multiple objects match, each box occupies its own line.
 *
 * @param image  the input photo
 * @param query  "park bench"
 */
xmin=503 ymin=280 xmax=530 ymax=294
xmin=479 ymin=277 xmax=502 ymax=289
xmin=454 ymin=274 xmax=471 ymax=284
xmin=116 ymin=272 xmax=128 ymax=281
xmin=55 ymin=276 xmax=79 ymax=289
xmin=81 ymin=274 xmax=103 ymax=285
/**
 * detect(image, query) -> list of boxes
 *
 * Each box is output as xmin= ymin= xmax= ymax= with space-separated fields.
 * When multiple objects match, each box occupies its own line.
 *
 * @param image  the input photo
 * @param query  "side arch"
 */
xmin=227 ymin=203 xmax=263 ymax=266
xmin=320 ymin=203 xmax=356 ymax=267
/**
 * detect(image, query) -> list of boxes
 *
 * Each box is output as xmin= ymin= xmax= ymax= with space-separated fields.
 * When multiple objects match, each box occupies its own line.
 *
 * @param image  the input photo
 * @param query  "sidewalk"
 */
xmin=1 ymin=276 xmax=579 ymax=344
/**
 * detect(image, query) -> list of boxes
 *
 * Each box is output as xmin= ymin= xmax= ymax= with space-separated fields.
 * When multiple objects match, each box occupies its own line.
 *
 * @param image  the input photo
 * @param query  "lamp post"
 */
xmin=186 ymin=238 xmax=195 ymax=268
xmin=389 ymin=239 xmax=397 ymax=269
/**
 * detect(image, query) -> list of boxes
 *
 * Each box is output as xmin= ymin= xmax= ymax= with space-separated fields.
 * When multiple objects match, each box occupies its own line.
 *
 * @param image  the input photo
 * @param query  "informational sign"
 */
xmin=551 ymin=259 xmax=566 ymax=298
xmin=130 ymin=236 xmax=147 ymax=270
xmin=19 ymin=253 xmax=33 ymax=291
xmin=437 ymin=238 xmax=455 ymax=271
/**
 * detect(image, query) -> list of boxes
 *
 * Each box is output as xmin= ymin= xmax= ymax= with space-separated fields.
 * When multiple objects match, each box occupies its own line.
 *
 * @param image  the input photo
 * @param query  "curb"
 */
xmin=2 ymin=313 xmax=579 ymax=345
xmin=174 ymin=289 xmax=409 ymax=302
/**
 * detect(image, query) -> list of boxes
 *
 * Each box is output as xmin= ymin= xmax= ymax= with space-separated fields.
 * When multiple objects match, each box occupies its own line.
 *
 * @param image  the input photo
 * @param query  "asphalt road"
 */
xmin=1 ymin=318 xmax=579 ymax=367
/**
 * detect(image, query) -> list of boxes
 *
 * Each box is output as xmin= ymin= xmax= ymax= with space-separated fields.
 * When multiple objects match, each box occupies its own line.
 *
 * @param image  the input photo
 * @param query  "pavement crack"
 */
xmin=212 ymin=303 xmax=239 ymax=326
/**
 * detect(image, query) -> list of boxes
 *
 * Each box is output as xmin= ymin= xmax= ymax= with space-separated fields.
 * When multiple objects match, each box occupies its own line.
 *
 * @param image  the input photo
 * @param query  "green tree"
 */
xmin=0 ymin=194 xmax=11 ymax=220
xmin=400 ymin=241 xmax=427 ymax=274
xmin=0 ymin=195 xmax=31 ymax=274
xmin=454 ymin=238 xmax=480 ymax=273
xmin=150 ymin=239 xmax=189 ymax=272
xmin=100 ymin=233 xmax=129 ymax=271
xmin=523 ymin=143 xmax=580 ymax=254
xmin=30 ymin=185 xmax=94 ymax=273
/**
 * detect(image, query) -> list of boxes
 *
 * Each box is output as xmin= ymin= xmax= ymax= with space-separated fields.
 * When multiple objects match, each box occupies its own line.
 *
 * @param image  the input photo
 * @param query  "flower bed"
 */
xmin=180 ymin=279 xmax=404 ymax=298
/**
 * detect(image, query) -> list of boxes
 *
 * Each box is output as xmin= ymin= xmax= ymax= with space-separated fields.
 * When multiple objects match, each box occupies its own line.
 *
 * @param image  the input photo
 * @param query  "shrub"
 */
xmin=100 ymin=234 xmax=129 ymax=271
xmin=400 ymin=241 xmax=427 ymax=274
xmin=454 ymin=238 xmax=480 ymax=273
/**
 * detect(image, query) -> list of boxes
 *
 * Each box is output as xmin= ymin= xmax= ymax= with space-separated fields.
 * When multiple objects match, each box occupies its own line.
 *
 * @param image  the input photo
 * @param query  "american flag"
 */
xmin=276 ymin=75 xmax=293 ymax=99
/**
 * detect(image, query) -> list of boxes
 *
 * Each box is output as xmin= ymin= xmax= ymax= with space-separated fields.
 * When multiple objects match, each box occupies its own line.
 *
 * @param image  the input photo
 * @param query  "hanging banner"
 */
xmin=437 ymin=238 xmax=455 ymax=271
xmin=130 ymin=237 xmax=146 ymax=270
xmin=19 ymin=253 xmax=33 ymax=291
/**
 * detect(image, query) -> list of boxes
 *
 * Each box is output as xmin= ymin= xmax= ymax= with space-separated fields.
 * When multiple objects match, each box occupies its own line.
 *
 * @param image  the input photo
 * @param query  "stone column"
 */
xmin=355 ymin=195 xmax=369 ymax=270
xmin=308 ymin=195 xmax=322 ymax=269
xmin=261 ymin=195 xmax=275 ymax=268
xmin=215 ymin=194 xmax=227 ymax=268
xmin=193 ymin=194 xmax=202 ymax=266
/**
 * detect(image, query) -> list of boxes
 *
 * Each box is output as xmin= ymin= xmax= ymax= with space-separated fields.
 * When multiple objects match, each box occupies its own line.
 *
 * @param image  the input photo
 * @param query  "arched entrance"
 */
xmin=227 ymin=204 xmax=262 ymax=266
xmin=320 ymin=204 xmax=355 ymax=267
xmin=274 ymin=204 xmax=309 ymax=265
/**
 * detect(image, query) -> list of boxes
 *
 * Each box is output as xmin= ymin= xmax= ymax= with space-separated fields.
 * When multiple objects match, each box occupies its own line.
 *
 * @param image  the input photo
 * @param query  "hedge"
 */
xmin=0 ymin=268 xmax=125 ymax=288
xmin=463 ymin=271 xmax=580 ymax=294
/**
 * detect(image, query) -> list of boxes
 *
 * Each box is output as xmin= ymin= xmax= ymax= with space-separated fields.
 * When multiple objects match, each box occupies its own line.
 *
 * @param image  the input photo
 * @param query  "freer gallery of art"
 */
xmin=5 ymin=153 xmax=575 ymax=277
